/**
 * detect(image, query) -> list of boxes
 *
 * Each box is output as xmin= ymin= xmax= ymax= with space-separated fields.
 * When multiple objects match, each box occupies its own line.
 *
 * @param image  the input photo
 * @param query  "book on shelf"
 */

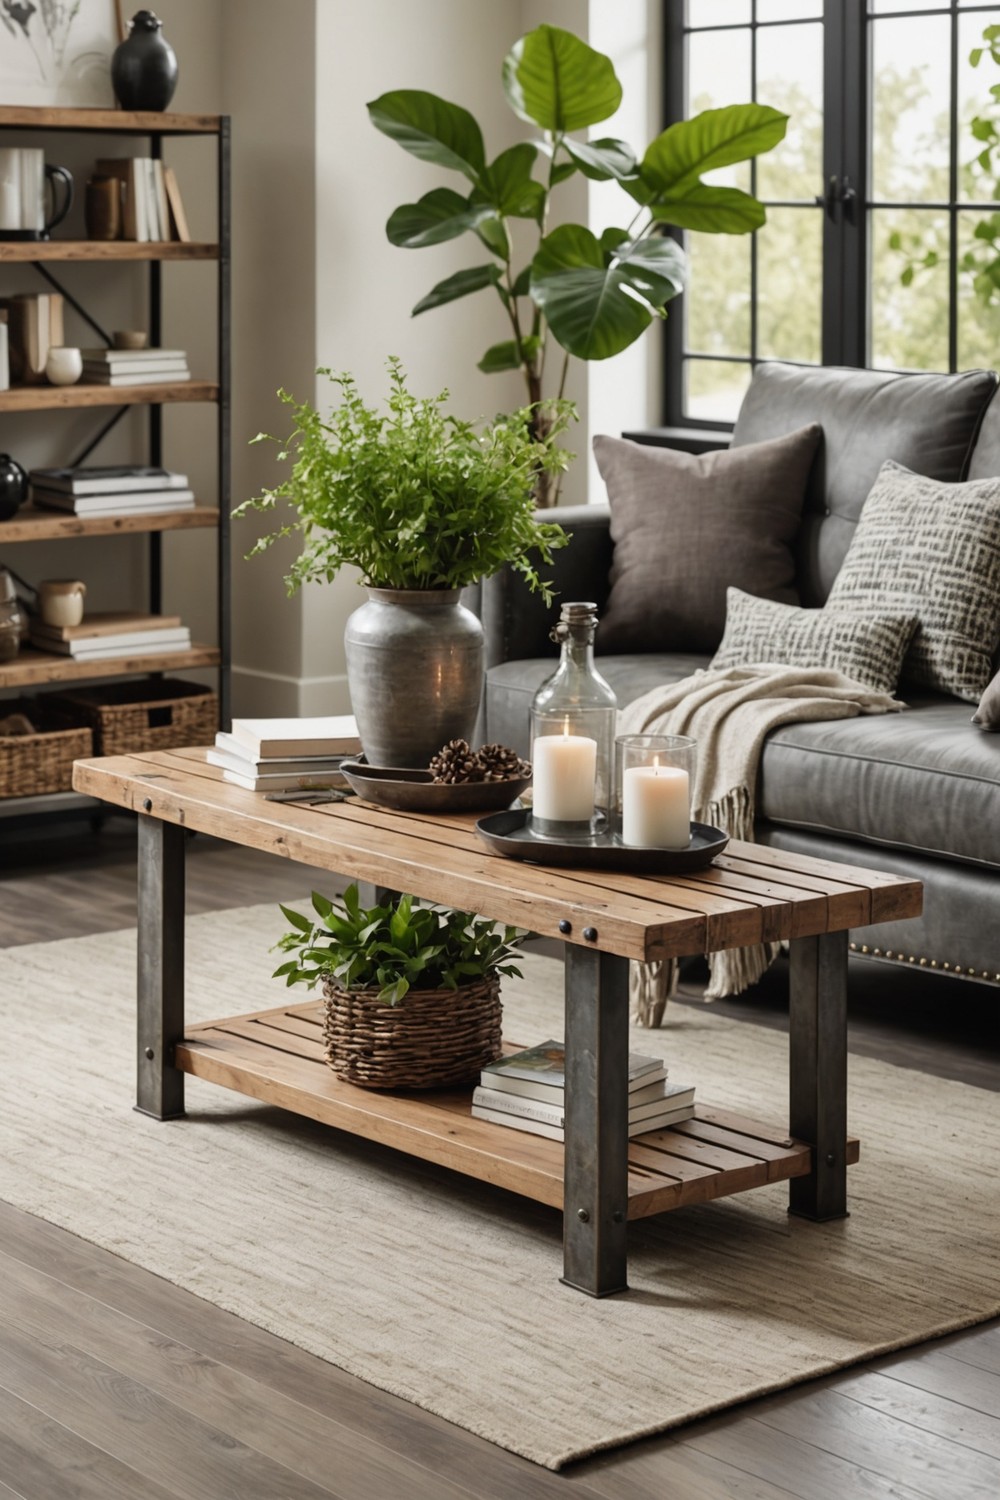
xmin=228 ymin=715 xmax=361 ymax=760
xmin=29 ymin=612 xmax=191 ymax=658
xmin=30 ymin=488 xmax=195 ymax=515
xmin=0 ymin=292 xmax=64 ymax=384
xmin=95 ymin=157 xmax=191 ymax=244
xmin=472 ymin=1082 xmax=695 ymax=1131
xmin=80 ymin=350 xmax=190 ymax=378
xmin=469 ymin=1101 xmax=696 ymax=1142
xmin=481 ymin=1039 xmax=666 ymax=1093
xmin=28 ymin=465 xmax=191 ymax=496
xmin=81 ymin=368 xmax=192 ymax=387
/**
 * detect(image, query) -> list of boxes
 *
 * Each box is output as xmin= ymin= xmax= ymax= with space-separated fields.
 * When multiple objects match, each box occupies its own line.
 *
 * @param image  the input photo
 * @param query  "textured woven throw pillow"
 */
xmin=972 ymin=670 xmax=1000 ymax=730
xmin=711 ymin=587 xmax=917 ymax=695
xmin=593 ymin=425 xmax=821 ymax=654
xmin=824 ymin=460 xmax=1000 ymax=702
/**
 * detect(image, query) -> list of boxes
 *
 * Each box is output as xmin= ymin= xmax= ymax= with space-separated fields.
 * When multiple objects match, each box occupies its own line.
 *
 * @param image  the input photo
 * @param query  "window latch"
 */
xmin=815 ymin=174 xmax=857 ymax=223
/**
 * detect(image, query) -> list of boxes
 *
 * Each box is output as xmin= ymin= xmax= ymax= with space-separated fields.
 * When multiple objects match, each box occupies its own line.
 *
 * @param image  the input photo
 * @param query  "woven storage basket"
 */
xmin=322 ymin=973 xmax=503 ymax=1090
xmin=0 ymin=699 xmax=92 ymax=798
xmin=50 ymin=678 xmax=218 ymax=756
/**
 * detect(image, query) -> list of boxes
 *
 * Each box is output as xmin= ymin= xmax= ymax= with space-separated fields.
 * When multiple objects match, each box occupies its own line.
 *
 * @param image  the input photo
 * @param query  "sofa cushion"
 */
xmin=759 ymin=695 xmax=1000 ymax=870
xmin=485 ymin=652 xmax=712 ymax=758
xmin=824 ymin=461 xmax=1000 ymax=702
xmin=593 ymin=426 xmax=821 ymax=654
xmin=711 ymin=587 xmax=917 ymax=694
xmin=732 ymin=362 xmax=998 ymax=606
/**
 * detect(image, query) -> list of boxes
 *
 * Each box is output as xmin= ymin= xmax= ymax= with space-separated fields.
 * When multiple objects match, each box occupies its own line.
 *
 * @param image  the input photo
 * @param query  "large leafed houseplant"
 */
xmin=369 ymin=23 xmax=788 ymax=502
xmin=235 ymin=358 xmax=572 ymax=768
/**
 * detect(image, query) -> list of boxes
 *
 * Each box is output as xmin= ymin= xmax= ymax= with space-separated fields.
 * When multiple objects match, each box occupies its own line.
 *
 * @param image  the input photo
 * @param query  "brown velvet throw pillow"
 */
xmin=973 ymin=670 xmax=1000 ymax=730
xmin=594 ymin=426 xmax=822 ymax=653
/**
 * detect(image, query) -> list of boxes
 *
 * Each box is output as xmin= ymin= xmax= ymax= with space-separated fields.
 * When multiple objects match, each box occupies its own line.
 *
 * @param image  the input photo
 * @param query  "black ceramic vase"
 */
xmin=0 ymin=455 xmax=27 ymax=522
xmin=111 ymin=11 xmax=179 ymax=112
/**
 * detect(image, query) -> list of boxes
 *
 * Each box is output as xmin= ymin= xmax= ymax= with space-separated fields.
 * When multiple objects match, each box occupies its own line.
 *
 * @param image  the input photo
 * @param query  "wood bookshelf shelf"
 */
xmin=0 ymin=107 xmax=221 ymax=135
xmin=0 ymin=242 xmax=219 ymax=262
xmin=0 ymin=644 xmax=221 ymax=690
xmin=0 ymin=504 xmax=220 ymax=543
xmin=0 ymin=381 xmax=218 ymax=411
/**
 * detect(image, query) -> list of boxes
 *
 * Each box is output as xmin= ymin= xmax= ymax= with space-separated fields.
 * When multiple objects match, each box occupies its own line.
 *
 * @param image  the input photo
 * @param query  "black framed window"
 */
xmin=663 ymin=0 xmax=1000 ymax=429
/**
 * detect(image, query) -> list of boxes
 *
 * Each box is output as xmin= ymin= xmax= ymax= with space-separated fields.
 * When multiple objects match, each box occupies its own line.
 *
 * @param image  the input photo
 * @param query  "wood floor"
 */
xmin=1 ymin=813 xmax=998 ymax=1500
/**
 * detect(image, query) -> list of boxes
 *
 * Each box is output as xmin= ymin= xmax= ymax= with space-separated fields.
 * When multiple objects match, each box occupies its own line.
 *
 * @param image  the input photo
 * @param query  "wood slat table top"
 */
xmin=73 ymin=748 xmax=923 ymax=963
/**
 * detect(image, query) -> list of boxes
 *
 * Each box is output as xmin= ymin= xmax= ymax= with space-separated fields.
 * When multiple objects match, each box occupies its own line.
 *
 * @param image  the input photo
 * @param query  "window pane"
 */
xmin=871 ymin=15 xmax=951 ymax=203
xmin=755 ymin=22 xmax=823 ymax=201
xmin=684 ymin=359 xmax=752 ymax=422
xmin=757 ymin=208 xmax=823 ymax=361
xmin=870 ymin=2 xmax=949 ymax=12
xmin=686 ymin=0 xmax=751 ymax=26
xmin=869 ymin=208 xmax=950 ymax=370
xmin=957 ymin=211 xmax=1000 ymax=368
xmin=685 ymin=232 xmax=751 ymax=356
xmin=756 ymin=1 xmax=822 ymax=20
xmin=959 ymin=11 xmax=1000 ymax=203
xmin=688 ymin=28 xmax=752 ymax=191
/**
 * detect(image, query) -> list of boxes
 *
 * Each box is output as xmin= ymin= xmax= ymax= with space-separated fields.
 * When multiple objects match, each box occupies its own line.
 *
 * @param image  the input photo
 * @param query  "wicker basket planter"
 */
xmin=0 ymin=699 xmax=93 ymax=799
xmin=321 ymin=973 xmax=502 ymax=1090
xmin=50 ymin=678 xmax=218 ymax=757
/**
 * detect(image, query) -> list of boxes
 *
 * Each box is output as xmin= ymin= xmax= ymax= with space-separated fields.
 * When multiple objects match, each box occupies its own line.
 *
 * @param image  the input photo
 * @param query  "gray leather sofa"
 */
xmin=481 ymin=362 xmax=1000 ymax=988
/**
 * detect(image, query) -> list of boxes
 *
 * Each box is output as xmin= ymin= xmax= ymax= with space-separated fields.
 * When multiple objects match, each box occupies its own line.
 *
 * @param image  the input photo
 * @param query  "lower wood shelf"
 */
xmin=177 ymin=1000 xmax=860 ymax=1221
xmin=0 ymin=643 xmax=219 ymax=688
xmin=0 ymin=380 xmax=218 ymax=411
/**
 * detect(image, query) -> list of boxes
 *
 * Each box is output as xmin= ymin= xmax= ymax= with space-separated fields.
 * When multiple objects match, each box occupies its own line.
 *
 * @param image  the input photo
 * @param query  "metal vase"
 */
xmin=344 ymin=588 xmax=485 ymax=768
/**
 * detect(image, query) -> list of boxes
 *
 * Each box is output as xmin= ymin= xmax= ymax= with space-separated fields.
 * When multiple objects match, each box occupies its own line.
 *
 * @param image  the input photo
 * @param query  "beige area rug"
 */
xmin=1 ymin=904 xmax=998 ymax=1470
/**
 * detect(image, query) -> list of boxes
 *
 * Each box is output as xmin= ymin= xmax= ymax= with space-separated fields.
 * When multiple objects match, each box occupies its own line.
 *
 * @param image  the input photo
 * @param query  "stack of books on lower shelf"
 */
xmin=80 ymin=348 xmax=191 ymax=386
xmin=28 ymin=465 xmax=195 ymax=517
xmin=471 ymin=1039 xmax=695 ymax=1141
xmin=28 ymin=612 xmax=191 ymax=661
xmin=207 ymin=715 xmax=362 ymax=795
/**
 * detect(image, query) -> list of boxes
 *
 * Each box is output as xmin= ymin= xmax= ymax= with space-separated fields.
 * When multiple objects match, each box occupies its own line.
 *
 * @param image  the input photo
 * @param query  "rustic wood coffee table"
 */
xmin=74 ymin=748 xmax=922 ymax=1297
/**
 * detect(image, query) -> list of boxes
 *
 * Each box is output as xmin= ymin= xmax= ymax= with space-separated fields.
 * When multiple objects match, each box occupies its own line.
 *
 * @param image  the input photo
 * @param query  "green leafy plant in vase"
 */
xmin=369 ymin=23 xmax=788 ymax=503
xmin=274 ymin=884 xmax=524 ymax=1090
xmin=234 ymin=357 xmax=571 ymax=769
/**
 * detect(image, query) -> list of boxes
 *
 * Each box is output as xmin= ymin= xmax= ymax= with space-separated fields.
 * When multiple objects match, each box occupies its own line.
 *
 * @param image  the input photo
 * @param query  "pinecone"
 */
xmin=477 ymin=742 xmax=530 ymax=782
xmin=429 ymin=739 xmax=484 ymax=784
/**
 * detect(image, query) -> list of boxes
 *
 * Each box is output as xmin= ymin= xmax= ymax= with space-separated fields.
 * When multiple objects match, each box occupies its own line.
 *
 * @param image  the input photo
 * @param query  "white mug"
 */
xmin=38 ymin=579 xmax=86 ymax=629
xmin=0 ymin=148 xmax=73 ymax=237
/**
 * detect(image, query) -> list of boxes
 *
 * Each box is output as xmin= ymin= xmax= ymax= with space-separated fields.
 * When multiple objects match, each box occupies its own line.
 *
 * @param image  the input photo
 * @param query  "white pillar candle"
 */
xmin=532 ymin=720 xmax=597 ymax=823
xmin=622 ymin=763 xmax=690 ymax=848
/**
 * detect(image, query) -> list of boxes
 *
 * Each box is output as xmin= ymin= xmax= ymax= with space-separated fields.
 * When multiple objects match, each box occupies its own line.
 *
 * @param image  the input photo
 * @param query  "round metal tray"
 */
xmin=475 ymin=809 xmax=729 ymax=871
xmin=339 ymin=760 xmax=530 ymax=815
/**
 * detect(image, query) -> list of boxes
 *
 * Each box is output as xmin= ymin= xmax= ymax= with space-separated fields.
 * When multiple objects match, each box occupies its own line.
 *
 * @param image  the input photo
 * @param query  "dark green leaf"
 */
xmin=473 ymin=143 xmax=545 ymax=219
xmin=478 ymin=336 xmax=541 ymax=373
xmin=648 ymin=183 xmax=766 ymax=234
xmin=475 ymin=213 xmax=511 ymax=259
xmin=550 ymin=159 xmax=578 ymax=186
xmin=312 ymin=891 xmax=334 ymax=920
xmin=412 ymin=264 xmax=502 ymax=316
xmin=641 ymin=105 xmax=789 ymax=198
xmin=563 ymin=136 xmax=637 ymax=182
xmin=279 ymin=904 xmax=312 ymax=934
xmin=367 ymin=90 xmax=485 ymax=182
xmin=530 ymin=226 xmax=686 ymax=360
xmin=502 ymin=24 xmax=621 ymax=132
xmin=511 ymin=264 xmax=532 ymax=297
xmin=386 ymin=188 xmax=488 ymax=249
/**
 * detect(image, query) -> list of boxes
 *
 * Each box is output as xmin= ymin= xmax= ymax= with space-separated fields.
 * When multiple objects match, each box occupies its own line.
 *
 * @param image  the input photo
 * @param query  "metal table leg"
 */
xmin=136 ymin=814 xmax=186 ymax=1120
xmin=788 ymin=930 xmax=848 ymax=1220
xmin=561 ymin=946 xmax=630 ymax=1296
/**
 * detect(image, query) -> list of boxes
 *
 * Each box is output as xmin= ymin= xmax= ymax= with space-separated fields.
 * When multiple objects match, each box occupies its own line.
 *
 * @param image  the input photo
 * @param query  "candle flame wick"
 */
xmin=653 ymin=756 xmax=661 ymax=773
xmin=562 ymin=715 xmax=570 ymax=738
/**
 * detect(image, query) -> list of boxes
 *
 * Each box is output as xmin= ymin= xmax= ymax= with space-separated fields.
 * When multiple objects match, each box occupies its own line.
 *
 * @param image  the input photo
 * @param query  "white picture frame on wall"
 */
xmin=0 ymin=0 xmax=118 ymax=108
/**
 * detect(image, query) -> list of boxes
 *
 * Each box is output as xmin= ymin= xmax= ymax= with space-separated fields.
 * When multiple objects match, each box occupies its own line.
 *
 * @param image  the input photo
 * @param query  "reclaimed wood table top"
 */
xmin=73 ymin=748 xmax=923 ymax=963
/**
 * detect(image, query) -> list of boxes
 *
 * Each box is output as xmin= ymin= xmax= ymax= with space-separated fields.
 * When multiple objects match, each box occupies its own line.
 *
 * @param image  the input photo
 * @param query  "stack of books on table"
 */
xmin=207 ymin=715 xmax=362 ymax=795
xmin=79 ymin=348 xmax=191 ymax=386
xmin=28 ymin=612 xmax=191 ymax=661
xmin=28 ymin=466 xmax=195 ymax=517
xmin=471 ymin=1039 xmax=695 ymax=1141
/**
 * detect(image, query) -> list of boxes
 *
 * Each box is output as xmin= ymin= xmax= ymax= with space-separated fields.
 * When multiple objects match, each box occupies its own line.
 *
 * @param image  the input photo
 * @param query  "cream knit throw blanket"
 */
xmin=618 ymin=664 xmax=904 ymax=1024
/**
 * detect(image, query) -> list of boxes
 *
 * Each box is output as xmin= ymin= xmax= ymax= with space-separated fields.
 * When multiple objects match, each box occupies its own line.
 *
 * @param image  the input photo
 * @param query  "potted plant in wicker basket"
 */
xmin=272 ymin=885 xmax=524 ymax=1090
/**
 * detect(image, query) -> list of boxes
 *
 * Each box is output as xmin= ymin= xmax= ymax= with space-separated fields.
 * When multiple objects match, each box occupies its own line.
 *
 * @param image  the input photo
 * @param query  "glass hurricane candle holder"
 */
xmin=616 ymin=734 xmax=696 ymax=849
xmin=528 ymin=601 xmax=616 ymax=839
